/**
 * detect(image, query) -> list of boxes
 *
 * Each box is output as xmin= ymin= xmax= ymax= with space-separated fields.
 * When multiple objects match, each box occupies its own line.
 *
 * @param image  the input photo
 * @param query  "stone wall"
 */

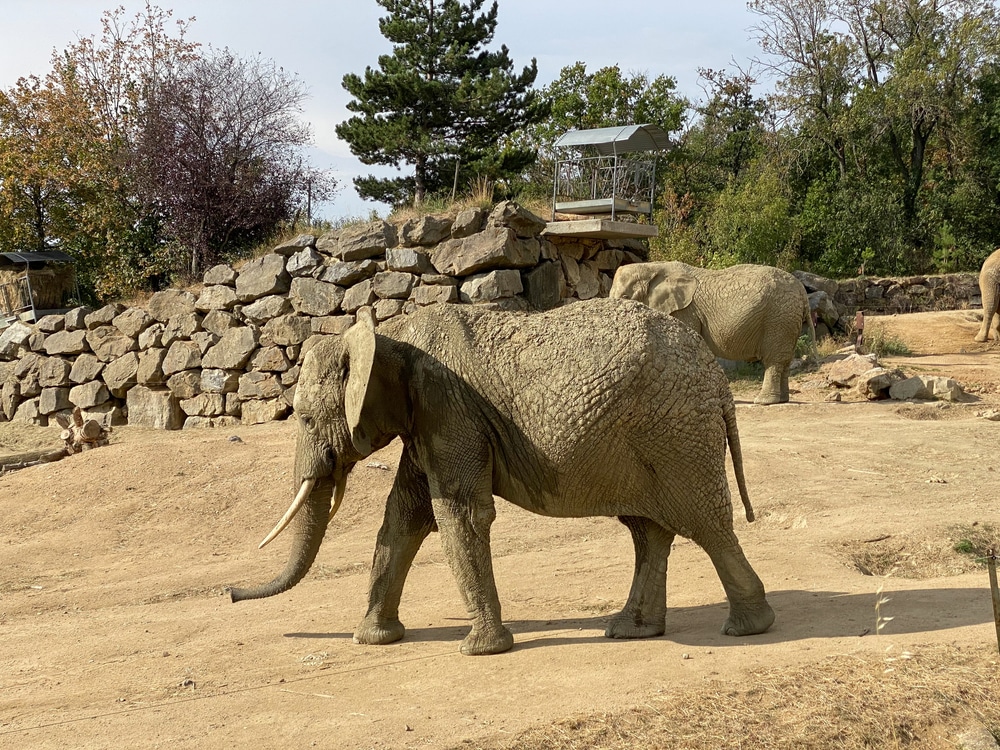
xmin=794 ymin=270 xmax=983 ymax=336
xmin=0 ymin=202 xmax=646 ymax=430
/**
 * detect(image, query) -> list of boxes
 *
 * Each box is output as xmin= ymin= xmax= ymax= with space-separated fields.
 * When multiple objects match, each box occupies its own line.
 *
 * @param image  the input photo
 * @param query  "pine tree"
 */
xmin=337 ymin=0 xmax=547 ymax=206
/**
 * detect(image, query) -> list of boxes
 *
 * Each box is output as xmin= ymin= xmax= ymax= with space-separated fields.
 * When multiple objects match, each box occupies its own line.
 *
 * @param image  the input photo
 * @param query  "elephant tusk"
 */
xmin=258 ymin=479 xmax=316 ymax=549
xmin=329 ymin=474 xmax=346 ymax=523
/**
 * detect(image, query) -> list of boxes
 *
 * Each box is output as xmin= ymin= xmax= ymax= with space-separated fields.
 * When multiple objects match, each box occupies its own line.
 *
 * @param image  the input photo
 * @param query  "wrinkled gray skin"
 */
xmin=610 ymin=262 xmax=814 ymax=405
xmin=975 ymin=248 xmax=1000 ymax=343
xmin=229 ymin=298 xmax=774 ymax=655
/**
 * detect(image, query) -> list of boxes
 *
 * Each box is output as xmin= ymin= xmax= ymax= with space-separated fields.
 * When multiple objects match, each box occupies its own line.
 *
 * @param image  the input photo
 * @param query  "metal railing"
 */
xmin=553 ymin=154 xmax=657 ymax=219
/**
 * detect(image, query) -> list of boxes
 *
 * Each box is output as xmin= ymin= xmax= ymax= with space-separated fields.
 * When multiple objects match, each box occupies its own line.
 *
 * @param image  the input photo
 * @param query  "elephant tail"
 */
xmin=723 ymin=397 xmax=754 ymax=522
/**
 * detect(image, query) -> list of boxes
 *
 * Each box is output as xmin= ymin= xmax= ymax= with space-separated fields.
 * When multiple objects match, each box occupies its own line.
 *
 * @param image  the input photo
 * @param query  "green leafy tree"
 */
xmin=337 ymin=0 xmax=547 ymax=206
xmin=750 ymin=0 xmax=1000 ymax=273
xmin=652 ymin=68 xmax=774 ymax=265
xmin=0 ymin=3 xmax=331 ymax=299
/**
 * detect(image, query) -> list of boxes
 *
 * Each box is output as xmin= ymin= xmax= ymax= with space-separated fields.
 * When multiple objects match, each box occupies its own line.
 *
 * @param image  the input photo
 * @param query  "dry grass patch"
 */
xmin=843 ymin=525 xmax=999 ymax=578
xmin=451 ymin=644 xmax=1000 ymax=750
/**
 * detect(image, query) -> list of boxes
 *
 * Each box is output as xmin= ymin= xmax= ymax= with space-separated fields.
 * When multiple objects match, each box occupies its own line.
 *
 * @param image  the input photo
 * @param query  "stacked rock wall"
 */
xmin=794 ymin=270 xmax=983 ymax=336
xmin=0 ymin=202 xmax=645 ymax=430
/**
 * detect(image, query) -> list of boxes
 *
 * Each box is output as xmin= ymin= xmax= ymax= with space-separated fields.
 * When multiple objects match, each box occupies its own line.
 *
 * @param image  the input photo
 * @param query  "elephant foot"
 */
xmin=754 ymin=392 xmax=787 ymax=406
xmin=604 ymin=610 xmax=666 ymax=639
xmin=353 ymin=615 xmax=405 ymax=645
xmin=974 ymin=333 xmax=989 ymax=343
xmin=460 ymin=622 xmax=514 ymax=655
xmin=721 ymin=600 xmax=775 ymax=636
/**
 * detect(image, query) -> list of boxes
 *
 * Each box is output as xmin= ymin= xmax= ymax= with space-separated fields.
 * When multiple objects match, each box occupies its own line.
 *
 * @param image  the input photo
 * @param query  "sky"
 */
xmin=0 ymin=1 xmax=764 ymax=220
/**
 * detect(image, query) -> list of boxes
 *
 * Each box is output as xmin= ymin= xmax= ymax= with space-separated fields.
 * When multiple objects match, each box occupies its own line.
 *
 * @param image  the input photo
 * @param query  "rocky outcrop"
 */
xmin=0 ymin=201 xmax=645 ymax=430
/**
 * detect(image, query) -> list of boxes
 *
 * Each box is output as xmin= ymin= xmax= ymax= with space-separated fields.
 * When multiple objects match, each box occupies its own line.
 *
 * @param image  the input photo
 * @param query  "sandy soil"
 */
xmin=2 ymin=310 xmax=999 ymax=749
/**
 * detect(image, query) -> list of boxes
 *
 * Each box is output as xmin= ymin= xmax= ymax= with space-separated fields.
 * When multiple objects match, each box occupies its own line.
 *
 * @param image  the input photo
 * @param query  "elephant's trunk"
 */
xmin=229 ymin=473 xmax=346 ymax=603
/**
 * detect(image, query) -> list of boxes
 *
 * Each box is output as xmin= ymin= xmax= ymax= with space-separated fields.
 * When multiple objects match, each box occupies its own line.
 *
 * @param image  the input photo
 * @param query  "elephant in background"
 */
xmin=975 ymin=248 xmax=1000 ymax=343
xmin=610 ymin=261 xmax=814 ymax=405
xmin=229 ymin=298 xmax=774 ymax=655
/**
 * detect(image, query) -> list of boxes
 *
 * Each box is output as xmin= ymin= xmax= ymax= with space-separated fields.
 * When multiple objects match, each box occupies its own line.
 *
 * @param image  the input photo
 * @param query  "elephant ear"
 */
xmin=343 ymin=316 xmax=376 ymax=456
xmin=647 ymin=265 xmax=698 ymax=314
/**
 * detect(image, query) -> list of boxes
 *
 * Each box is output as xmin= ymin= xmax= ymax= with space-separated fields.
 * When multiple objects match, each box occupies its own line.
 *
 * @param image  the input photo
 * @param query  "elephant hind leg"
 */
xmin=756 ymin=361 xmax=791 ymax=405
xmin=975 ymin=310 xmax=998 ymax=342
xmin=696 ymin=531 xmax=774 ymax=636
xmin=605 ymin=516 xmax=674 ymax=639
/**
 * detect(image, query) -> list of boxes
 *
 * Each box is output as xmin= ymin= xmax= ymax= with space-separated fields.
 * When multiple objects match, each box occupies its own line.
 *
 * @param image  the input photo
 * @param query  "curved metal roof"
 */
xmin=553 ymin=124 xmax=672 ymax=155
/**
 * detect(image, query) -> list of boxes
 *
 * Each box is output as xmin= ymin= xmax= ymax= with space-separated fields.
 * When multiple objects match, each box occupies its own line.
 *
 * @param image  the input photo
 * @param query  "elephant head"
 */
xmin=229 ymin=317 xmax=393 ymax=602
xmin=610 ymin=261 xmax=698 ymax=315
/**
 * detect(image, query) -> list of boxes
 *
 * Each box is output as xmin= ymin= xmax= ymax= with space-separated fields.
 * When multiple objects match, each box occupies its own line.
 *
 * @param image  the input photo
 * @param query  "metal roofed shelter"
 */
xmin=550 ymin=124 xmax=670 ymax=224
xmin=0 ymin=250 xmax=80 ymax=327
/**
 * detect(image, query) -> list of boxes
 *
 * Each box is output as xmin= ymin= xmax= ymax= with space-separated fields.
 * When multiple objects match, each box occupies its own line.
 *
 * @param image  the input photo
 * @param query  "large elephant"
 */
xmin=975 ymin=248 xmax=1000 ymax=343
xmin=610 ymin=261 xmax=813 ymax=405
xmin=229 ymin=298 xmax=774 ymax=655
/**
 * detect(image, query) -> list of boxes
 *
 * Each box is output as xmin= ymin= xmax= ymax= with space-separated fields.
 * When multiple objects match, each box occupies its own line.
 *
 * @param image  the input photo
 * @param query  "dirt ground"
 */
xmin=2 ymin=309 xmax=1000 ymax=749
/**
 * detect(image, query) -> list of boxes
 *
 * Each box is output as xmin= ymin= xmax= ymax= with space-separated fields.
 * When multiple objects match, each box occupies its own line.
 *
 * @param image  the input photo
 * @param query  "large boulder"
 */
xmin=372 ymin=271 xmax=417 ymax=300
xmin=522 ymin=261 xmax=563 ymax=311
xmin=459 ymin=269 xmax=523 ymax=303
xmin=431 ymin=226 xmax=540 ymax=276
xmin=317 ymin=259 xmax=378 ymax=286
xmin=42 ymin=328 xmax=89 ymax=357
xmin=825 ymin=353 xmax=879 ymax=388
xmin=85 ymin=303 xmax=123 ymax=329
xmin=342 ymin=280 xmax=377 ymax=313
xmin=137 ymin=348 xmax=168 ymax=385
xmin=286 ymin=247 xmax=323 ymax=277
xmin=856 ymin=367 xmax=905 ymax=400
xmin=1 ymin=321 xmax=34 ymax=358
xmin=102 ymin=352 xmax=140 ymax=398
xmin=69 ymin=380 xmax=111 ymax=409
xmin=290 ymin=278 xmax=345 ymax=317
xmin=793 ymin=270 xmax=839 ymax=298
xmin=113 ymin=308 xmax=154 ymax=338
xmin=147 ymin=290 xmax=196 ymax=323
xmin=38 ymin=357 xmax=72 ymax=387
xmin=38 ymin=386 xmax=72 ymax=415
xmin=487 ymin=201 xmax=547 ymax=237
xmin=262 ymin=315 xmax=312 ymax=347
xmin=241 ymin=397 xmax=290 ymax=425
xmin=235 ymin=254 xmax=290 ymax=302
xmin=451 ymin=207 xmax=485 ymax=239
xmin=86 ymin=325 xmax=137 ymax=362
xmin=203 ymin=264 xmax=237 ymax=286
xmin=336 ymin=220 xmax=398 ymax=261
xmin=195 ymin=285 xmax=238 ymax=311
xmin=70 ymin=353 xmax=104 ymax=384
xmin=202 ymin=327 xmax=258 ymax=370
xmin=270 ymin=233 xmax=316 ymax=257
xmin=410 ymin=284 xmax=458 ymax=306
xmin=126 ymin=386 xmax=184 ymax=430
xmin=386 ymin=248 xmax=433 ymax=274
xmin=163 ymin=340 xmax=203 ymax=375
xmin=241 ymin=295 xmax=292 ymax=324
xmin=400 ymin=215 xmax=453 ymax=247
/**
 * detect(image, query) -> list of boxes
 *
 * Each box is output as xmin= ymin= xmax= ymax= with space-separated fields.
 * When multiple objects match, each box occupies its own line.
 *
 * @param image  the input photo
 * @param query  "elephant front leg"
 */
xmin=432 ymin=491 xmax=513 ymax=655
xmin=354 ymin=448 xmax=435 ymax=646
xmin=756 ymin=361 xmax=790 ymax=405
xmin=606 ymin=516 xmax=674 ymax=639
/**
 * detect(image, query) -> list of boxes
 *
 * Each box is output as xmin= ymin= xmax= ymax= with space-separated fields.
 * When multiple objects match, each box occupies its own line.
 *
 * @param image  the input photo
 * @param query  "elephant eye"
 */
xmin=301 ymin=414 xmax=313 ymax=429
